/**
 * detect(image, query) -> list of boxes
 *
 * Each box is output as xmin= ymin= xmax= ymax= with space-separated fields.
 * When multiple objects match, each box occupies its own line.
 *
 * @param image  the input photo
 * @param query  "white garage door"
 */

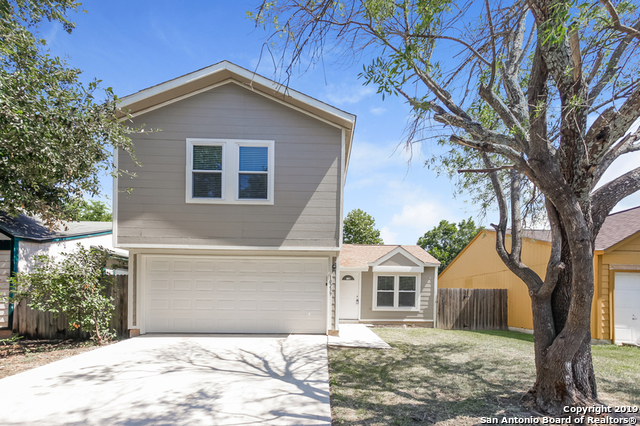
xmin=143 ymin=256 xmax=328 ymax=334
xmin=614 ymin=272 xmax=640 ymax=345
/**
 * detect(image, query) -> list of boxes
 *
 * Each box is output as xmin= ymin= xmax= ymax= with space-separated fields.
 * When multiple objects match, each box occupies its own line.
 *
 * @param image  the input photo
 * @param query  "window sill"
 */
xmin=185 ymin=197 xmax=274 ymax=205
xmin=372 ymin=306 xmax=421 ymax=312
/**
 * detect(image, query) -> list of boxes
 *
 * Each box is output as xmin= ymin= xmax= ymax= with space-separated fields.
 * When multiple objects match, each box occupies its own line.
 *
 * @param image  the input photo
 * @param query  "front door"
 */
xmin=339 ymin=274 xmax=359 ymax=320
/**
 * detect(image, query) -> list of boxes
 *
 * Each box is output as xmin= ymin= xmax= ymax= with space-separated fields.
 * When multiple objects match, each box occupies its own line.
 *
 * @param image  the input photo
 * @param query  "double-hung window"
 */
xmin=373 ymin=274 xmax=420 ymax=310
xmin=189 ymin=141 xmax=224 ymax=200
xmin=238 ymin=144 xmax=270 ymax=200
xmin=186 ymin=139 xmax=274 ymax=204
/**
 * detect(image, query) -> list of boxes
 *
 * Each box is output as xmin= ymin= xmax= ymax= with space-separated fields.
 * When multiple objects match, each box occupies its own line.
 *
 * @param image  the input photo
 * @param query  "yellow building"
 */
xmin=438 ymin=206 xmax=640 ymax=344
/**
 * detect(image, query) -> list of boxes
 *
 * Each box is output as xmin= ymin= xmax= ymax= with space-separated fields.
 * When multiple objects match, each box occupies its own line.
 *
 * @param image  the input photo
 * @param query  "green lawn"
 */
xmin=328 ymin=328 xmax=640 ymax=425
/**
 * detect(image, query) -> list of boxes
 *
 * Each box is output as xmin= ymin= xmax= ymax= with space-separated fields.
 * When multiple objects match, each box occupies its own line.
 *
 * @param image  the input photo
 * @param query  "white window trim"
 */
xmin=186 ymin=138 xmax=274 ymax=205
xmin=234 ymin=140 xmax=275 ymax=203
xmin=186 ymin=139 xmax=225 ymax=203
xmin=372 ymin=272 xmax=421 ymax=311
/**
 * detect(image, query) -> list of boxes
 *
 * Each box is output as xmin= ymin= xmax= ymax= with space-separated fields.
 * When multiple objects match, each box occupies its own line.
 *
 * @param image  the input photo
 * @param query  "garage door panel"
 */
xmin=149 ymin=279 xmax=170 ymax=290
xmin=173 ymin=280 xmax=192 ymax=291
xmin=194 ymin=299 xmax=214 ymax=310
xmin=217 ymin=299 xmax=236 ymax=310
xmin=305 ymin=300 xmax=324 ymax=311
xmin=144 ymin=256 xmax=327 ymax=333
xmin=239 ymin=299 xmax=258 ymax=310
xmin=216 ymin=261 xmax=237 ymax=273
xmin=281 ymin=281 xmax=302 ymax=292
xmin=149 ymin=298 xmax=170 ymax=310
xmin=173 ymin=260 xmax=193 ymax=272
xmin=172 ymin=299 xmax=191 ymax=310
xmin=195 ymin=280 xmax=214 ymax=291
xmin=215 ymin=279 xmax=237 ymax=292
xmin=195 ymin=261 xmax=214 ymax=272
xmin=239 ymin=280 xmax=258 ymax=292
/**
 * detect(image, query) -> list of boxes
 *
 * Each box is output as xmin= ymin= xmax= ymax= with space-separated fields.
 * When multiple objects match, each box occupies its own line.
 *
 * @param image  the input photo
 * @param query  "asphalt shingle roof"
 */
xmin=594 ymin=206 xmax=640 ymax=250
xmin=0 ymin=212 xmax=112 ymax=241
xmin=489 ymin=206 xmax=640 ymax=250
xmin=341 ymin=244 xmax=440 ymax=268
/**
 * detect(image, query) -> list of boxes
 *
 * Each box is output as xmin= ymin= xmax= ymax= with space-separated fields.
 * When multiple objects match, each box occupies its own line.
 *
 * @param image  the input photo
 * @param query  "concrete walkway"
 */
xmin=0 ymin=335 xmax=330 ymax=425
xmin=328 ymin=324 xmax=391 ymax=349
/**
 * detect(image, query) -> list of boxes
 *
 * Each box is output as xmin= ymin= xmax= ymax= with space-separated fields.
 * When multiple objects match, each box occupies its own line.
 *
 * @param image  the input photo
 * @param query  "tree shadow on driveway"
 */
xmin=1 ymin=334 xmax=331 ymax=425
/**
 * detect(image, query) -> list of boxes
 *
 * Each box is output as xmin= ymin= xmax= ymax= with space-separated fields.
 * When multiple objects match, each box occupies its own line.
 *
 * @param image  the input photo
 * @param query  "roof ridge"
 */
xmin=605 ymin=205 xmax=640 ymax=217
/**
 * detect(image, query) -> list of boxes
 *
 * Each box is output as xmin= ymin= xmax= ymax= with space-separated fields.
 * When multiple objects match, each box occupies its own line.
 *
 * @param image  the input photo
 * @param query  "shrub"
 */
xmin=9 ymin=244 xmax=115 ymax=344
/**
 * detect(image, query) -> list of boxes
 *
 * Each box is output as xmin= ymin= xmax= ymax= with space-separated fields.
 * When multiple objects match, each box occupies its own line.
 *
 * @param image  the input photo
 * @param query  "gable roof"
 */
xmin=0 ymin=212 xmax=112 ymax=242
xmin=340 ymin=244 xmax=440 ymax=268
xmin=499 ymin=206 xmax=640 ymax=250
xmin=118 ymin=60 xmax=357 ymax=168
xmin=594 ymin=205 xmax=640 ymax=250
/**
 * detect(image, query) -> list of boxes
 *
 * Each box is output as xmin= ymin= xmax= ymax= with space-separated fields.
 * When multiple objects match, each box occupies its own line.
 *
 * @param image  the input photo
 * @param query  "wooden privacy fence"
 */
xmin=12 ymin=275 xmax=128 ymax=339
xmin=437 ymin=288 xmax=508 ymax=330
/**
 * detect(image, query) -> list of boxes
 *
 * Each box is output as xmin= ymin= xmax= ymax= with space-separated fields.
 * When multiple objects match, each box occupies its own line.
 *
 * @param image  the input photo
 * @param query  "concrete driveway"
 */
xmin=0 ymin=334 xmax=330 ymax=425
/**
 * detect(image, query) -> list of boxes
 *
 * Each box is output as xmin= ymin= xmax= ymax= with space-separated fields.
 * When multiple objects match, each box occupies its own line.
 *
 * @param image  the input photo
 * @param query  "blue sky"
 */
xmin=38 ymin=1 xmax=640 ymax=243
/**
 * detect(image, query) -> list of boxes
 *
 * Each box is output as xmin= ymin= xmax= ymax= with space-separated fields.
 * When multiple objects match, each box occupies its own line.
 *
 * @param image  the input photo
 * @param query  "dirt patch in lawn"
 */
xmin=0 ymin=339 xmax=100 ymax=379
xmin=329 ymin=328 xmax=640 ymax=426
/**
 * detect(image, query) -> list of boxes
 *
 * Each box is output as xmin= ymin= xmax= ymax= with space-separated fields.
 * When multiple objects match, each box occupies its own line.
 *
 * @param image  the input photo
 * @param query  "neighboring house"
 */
xmin=0 ymin=213 xmax=116 ymax=333
xmin=114 ymin=61 xmax=356 ymax=335
xmin=338 ymin=244 xmax=440 ymax=326
xmin=438 ymin=206 xmax=640 ymax=345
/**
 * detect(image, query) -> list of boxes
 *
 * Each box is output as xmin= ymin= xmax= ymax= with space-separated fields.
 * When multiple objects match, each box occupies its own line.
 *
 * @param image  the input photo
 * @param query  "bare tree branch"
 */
xmin=600 ymin=0 xmax=640 ymax=39
xmin=485 ymin=0 xmax=498 ymax=88
xmin=478 ymin=85 xmax=529 ymax=149
xmin=588 ymin=19 xmax=640 ymax=106
xmin=434 ymin=112 xmax=521 ymax=150
xmin=592 ymin=128 xmax=640 ymax=187
xmin=592 ymin=166 xmax=640 ymax=228
xmin=458 ymin=165 xmax=515 ymax=173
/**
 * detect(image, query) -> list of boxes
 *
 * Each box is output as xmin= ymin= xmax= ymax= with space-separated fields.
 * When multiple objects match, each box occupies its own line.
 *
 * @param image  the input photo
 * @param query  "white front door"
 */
xmin=339 ymin=274 xmax=359 ymax=320
xmin=614 ymin=272 xmax=640 ymax=345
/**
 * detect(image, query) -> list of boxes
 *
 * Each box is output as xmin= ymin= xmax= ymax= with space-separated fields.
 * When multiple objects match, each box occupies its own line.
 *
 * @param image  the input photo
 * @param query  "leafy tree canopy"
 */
xmin=65 ymin=199 xmax=112 ymax=222
xmin=417 ymin=218 xmax=482 ymax=273
xmin=343 ymin=208 xmax=384 ymax=244
xmin=0 ymin=0 xmax=136 ymax=228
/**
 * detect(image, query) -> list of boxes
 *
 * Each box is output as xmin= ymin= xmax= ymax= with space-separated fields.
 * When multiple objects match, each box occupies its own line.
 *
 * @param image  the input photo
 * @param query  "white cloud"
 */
xmin=323 ymin=84 xmax=375 ymax=105
xmin=348 ymin=140 xmax=414 ymax=176
xmin=390 ymin=201 xmax=446 ymax=232
xmin=380 ymin=226 xmax=398 ymax=245
xmin=370 ymin=107 xmax=387 ymax=116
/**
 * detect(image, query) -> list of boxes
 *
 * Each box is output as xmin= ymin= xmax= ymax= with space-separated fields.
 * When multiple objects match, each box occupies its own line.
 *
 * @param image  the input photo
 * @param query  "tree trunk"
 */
xmin=525 ymin=224 xmax=597 ymax=415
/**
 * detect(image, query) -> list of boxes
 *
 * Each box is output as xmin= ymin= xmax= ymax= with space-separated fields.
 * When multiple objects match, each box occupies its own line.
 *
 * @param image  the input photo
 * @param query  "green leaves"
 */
xmin=343 ymin=208 xmax=384 ymax=244
xmin=417 ymin=218 xmax=482 ymax=273
xmin=64 ymin=199 xmax=112 ymax=221
xmin=0 ymin=1 xmax=136 ymax=227
xmin=8 ymin=244 xmax=116 ymax=344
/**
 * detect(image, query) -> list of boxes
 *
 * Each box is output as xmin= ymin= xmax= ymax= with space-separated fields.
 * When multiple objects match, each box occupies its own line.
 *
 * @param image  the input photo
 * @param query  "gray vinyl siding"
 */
xmin=360 ymin=268 xmax=436 ymax=321
xmin=117 ymin=83 xmax=342 ymax=248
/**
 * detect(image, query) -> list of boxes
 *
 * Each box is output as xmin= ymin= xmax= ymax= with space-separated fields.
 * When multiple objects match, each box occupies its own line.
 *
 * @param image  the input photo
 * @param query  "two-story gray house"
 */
xmin=115 ymin=61 xmax=440 ymax=336
xmin=115 ymin=62 xmax=355 ymax=335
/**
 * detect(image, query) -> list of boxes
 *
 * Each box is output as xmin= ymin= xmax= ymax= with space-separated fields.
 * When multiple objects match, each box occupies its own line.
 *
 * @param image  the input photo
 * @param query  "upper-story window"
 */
xmin=191 ymin=142 xmax=224 ymax=199
xmin=186 ymin=139 xmax=274 ymax=204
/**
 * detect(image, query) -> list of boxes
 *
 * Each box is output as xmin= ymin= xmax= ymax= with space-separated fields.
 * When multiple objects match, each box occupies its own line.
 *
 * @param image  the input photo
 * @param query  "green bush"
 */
xmin=9 ymin=244 xmax=115 ymax=345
